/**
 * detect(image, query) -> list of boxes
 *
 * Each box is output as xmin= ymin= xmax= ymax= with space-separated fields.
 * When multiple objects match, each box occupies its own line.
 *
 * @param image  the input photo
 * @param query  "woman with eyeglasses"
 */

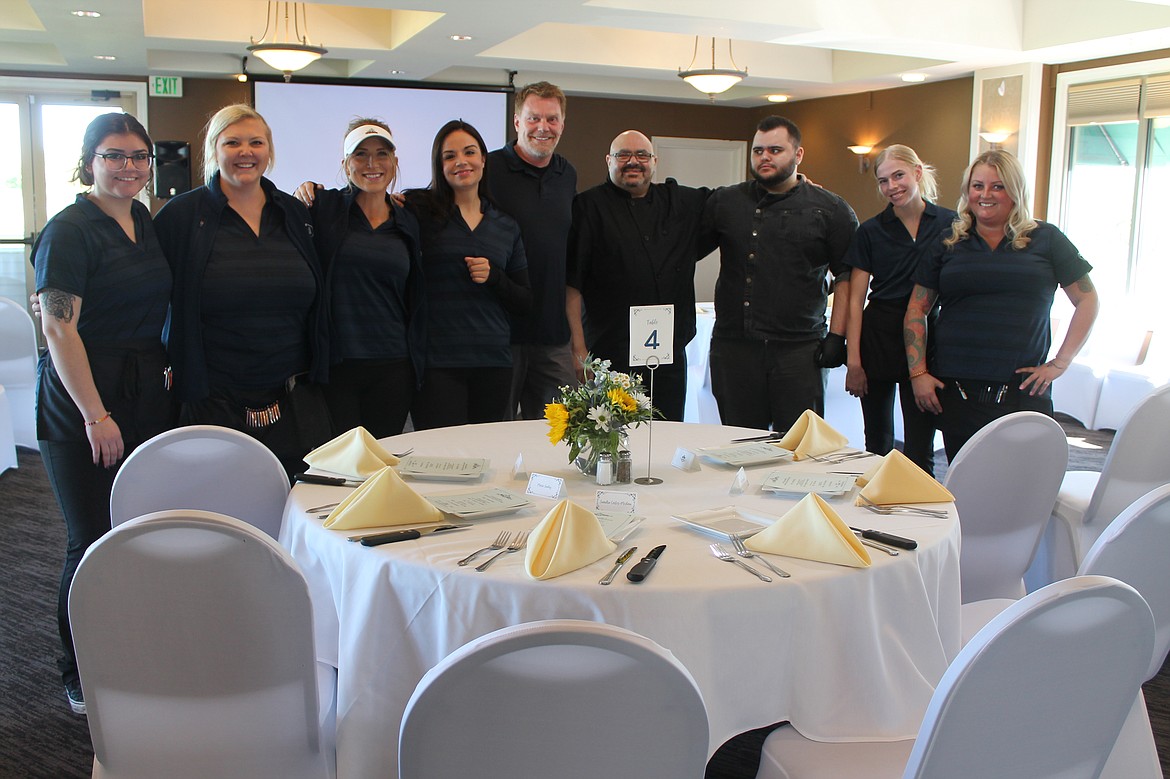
xmin=294 ymin=118 xmax=425 ymax=438
xmin=32 ymin=112 xmax=174 ymax=715
xmin=403 ymin=119 xmax=531 ymax=428
xmin=155 ymin=104 xmax=332 ymax=476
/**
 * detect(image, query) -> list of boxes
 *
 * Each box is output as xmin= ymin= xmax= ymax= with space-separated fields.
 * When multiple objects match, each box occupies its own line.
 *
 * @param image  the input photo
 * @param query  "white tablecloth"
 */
xmin=281 ymin=421 xmax=961 ymax=779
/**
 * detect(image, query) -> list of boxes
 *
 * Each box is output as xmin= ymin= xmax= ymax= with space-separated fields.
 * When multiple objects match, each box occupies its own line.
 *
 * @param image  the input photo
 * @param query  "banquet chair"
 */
xmin=1045 ymin=382 xmax=1170 ymax=582
xmin=961 ymin=484 xmax=1170 ymax=778
xmin=110 ymin=424 xmax=290 ymax=539
xmin=398 ymin=619 xmax=709 ymax=779
xmin=942 ymin=411 xmax=1067 ymax=603
xmin=0 ymin=295 xmax=39 ymax=449
xmin=68 ymin=510 xmax=330 ymax=779
xmin=755 ymin=575 xmax=1154 ymax=779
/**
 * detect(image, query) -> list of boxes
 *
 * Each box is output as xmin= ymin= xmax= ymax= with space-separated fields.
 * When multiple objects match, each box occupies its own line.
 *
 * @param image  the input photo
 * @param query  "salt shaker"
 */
xmin=616 ymin=450 xmax=633 ymax=484
xmin=596 ymin=452 xmax=614 ymax=485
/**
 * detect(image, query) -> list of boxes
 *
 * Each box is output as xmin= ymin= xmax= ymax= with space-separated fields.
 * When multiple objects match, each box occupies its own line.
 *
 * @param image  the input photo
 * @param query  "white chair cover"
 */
xmin=0 ymin=296 xmax=38 ymax=449
xmin=110 ymin=424 xmax=289 ymax=539
xmin=1048 ymin=383 xmax=1170 ymax=581
xmin=0 ymin=385 xmax=17 ymax=473
xmin=398 ymin=619 xmax=709 ymax=779
xmin=943 ymin=411 xmax=1067 ymax=602
xmin=757 ymin=576 xmax=1154 ymax=779
xmin=69 ymin=510 xmax=329 ymax=779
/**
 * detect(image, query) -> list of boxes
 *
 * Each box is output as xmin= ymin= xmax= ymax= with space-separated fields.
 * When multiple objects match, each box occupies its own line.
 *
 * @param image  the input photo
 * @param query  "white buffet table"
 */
xmin=281 ymin=421 xmax=961 ymax=779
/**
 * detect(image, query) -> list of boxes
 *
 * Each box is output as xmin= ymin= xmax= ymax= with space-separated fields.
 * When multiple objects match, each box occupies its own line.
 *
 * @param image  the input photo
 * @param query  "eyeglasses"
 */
xmin=610 ymin=150 xmax=654 ymax=162
xmin=94 ymin=152 xmax=155 ymax=170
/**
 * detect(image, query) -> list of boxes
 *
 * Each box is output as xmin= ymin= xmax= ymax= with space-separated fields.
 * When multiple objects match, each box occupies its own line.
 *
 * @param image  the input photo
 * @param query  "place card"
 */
xmin=526 ymin=473 xmax=565 ymax=500
xmin=729 ymin=467 xmax=749 ymax=496
xmin=595 ymin=490 xmax=637 ymax=514
xmin=761 ymin=471 xmax=857 ymax=497
xmin=672 ymin=446 xmax=700 ymax=472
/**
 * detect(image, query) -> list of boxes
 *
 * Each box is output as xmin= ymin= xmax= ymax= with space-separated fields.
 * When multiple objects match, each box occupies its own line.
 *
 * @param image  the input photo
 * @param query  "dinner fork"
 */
xmin=857 ymin=494 xmax=948 ymax=518
xmin=731 ymin=536 xmax=791 ymax=578
xmin=710 ymin=544 xmax=772 ymax=582
xmin=457 ymin=531 xmax=510 ymax=566
xmin=475 ymin=531 xmax=528 ymax=572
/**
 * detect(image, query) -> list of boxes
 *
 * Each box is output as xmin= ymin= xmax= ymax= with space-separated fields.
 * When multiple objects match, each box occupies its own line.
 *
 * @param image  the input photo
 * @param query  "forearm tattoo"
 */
xmin=42 ymin=289 xmax=76 ymax=323
xmin=903 ymin=286 xmax=936 ymax=372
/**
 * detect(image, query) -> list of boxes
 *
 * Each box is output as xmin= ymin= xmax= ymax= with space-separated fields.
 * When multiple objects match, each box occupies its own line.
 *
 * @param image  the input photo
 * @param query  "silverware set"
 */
xmin=857 ymin=494 xmax=948 ymax=518
xmin=807 ymin=449 xmax=876 ymax=465
xmin=730 ymin=536 xmax=790 ymax=578
xmin=474 ymin=532 xmax=528 ymax=572
xmin=710 ymin=543 xmax=774 ymax=582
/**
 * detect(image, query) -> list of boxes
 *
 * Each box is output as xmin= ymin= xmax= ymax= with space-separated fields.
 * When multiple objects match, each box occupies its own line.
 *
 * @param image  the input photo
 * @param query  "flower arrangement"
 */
xmin=545 ymin=356 xmax=656 ymax=473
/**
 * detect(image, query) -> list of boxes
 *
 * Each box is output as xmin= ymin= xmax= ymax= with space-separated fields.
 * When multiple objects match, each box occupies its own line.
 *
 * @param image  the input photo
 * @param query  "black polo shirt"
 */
xmin=844 ymin=201 xmax=957 ymax=301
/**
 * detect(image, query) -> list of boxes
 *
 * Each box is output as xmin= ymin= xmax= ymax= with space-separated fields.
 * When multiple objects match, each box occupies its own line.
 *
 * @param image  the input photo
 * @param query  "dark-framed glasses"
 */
xmin=94 ymin=151 xmax=155 ymax=170
xmin=610 ymin=150 xmax=654 ymax=162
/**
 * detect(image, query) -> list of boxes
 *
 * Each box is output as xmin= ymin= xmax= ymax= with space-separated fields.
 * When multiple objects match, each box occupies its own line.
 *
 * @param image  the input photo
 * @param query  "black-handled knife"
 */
xmin=626 ymin=544 xmax=666 ymax=582
xmin=849 ymin=527 xmax=918 ymax=550
xmin=359 ymin=524 xmax=470 ymax=546
xmin=295 ymin=472 xmax=365 ymax=487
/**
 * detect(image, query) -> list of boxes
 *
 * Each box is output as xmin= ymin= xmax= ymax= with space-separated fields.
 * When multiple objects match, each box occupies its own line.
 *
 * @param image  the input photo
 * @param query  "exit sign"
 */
xmin=149 ymin=76 xmax=183 ymax=98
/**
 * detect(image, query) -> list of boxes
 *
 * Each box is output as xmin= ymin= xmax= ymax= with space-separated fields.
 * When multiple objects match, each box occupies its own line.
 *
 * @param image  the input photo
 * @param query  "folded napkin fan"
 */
xmin=746 ymin=493 xmax=871 ymax=568
xmin=856 ymin=449 xmax=954 ymax=506
xmin=304 ymin=426 xmax=400 ymax=479
xmin=525 ymin=499 xmax=617 ymax=580
xmin=775 ymin=410 xmax=850 ymax=460
xmin=323 ymin=466 xmax=443 ymax=530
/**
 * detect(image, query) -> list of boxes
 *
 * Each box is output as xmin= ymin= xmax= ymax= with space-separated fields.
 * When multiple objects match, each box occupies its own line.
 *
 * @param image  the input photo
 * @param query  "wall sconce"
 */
xmin=847 ymin=145 xmax=873 ymax=173
xmin=979 ymin=131 xmax=1012 ymax=147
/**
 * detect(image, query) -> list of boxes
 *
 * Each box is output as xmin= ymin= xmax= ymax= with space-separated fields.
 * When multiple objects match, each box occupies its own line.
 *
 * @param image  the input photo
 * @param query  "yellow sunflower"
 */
xmin=544 ymin=402 xmax=570 ymax=443
xmin=608 ymin=387 xmax=638 ymax=413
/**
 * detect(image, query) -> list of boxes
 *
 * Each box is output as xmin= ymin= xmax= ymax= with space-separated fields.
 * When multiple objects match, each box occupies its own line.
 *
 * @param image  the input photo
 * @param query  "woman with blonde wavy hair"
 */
xmin=843 ymin=144 xmax=952 ymax=475
xmin=903 ymin=148 xmax=1099 ymax=460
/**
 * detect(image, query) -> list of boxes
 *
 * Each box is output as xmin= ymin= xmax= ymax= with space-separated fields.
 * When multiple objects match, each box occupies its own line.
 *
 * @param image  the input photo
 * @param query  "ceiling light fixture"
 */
xmin=92 ymin=54 xmax=116 ymax=61
xmin=766 ymin=94 xmax=790 ymax=103
xmin=236 ymin=56 xmax=249 ymax=83
xmin=247 ymin=1 xmax=327 ymax=83
xmin=71 ymin=10 xmax=101 ymax=17
xmin=678 ymin=37 xmax=748 ymax=100
xmin=901 ymin=73 xmax=927 ymax=83
xmin=449 ymin=35 xmax=473 ymax=41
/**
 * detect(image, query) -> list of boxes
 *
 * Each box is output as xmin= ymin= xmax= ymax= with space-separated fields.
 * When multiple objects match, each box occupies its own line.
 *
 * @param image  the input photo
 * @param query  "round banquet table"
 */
xmin=280 ymin=421 xmax=961 ymax=779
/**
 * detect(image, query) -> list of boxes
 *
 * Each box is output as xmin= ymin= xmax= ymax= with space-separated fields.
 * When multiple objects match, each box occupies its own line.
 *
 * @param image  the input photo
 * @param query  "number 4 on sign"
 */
xmin=629 ymin=305 xmax=674 ymax=367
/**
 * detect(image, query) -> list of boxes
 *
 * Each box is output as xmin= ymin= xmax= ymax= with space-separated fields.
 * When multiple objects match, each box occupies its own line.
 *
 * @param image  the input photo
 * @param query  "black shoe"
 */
xmin=65 ymin=681 xmax=86 ymax=715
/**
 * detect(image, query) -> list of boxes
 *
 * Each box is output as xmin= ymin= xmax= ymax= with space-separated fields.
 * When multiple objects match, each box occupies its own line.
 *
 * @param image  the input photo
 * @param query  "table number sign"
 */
xmin=526 ymin=473 xmax=565 ymax=500
xmin=629 ymin=305 xmax=674 ymax=367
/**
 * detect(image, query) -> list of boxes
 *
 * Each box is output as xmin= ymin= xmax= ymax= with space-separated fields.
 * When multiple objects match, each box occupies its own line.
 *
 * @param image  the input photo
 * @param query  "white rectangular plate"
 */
xmin=426 ymin=486 xmax=531 ymax=518
xmin=697 ymin=442 xmax=792 ymax=467
xmin=397 ymin=456 xmax=489 ymax=481
xmin=670 ymin=506 xmax=778 ymax=540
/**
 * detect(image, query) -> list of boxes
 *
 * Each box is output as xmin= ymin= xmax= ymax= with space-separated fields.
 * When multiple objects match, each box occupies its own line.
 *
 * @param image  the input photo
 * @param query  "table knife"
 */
xmin=358 ymin=524 xmax=471 ymax=546
xmin=599 ymin=547 xmax=638 ymax=585
xmin=295 ymin=472 xmax=364 ymax=487
xmin=627 ymin=544 xmax=665 ymax=582
xmin=849 ymin=527 xmax=918 ymax=550
xmin=731 ymin=431 xmax=783 ymax=442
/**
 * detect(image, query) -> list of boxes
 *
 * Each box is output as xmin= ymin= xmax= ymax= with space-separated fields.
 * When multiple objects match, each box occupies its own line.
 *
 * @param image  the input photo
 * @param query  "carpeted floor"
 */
xmin=0 ymin=416 xmax=1164 ymax=778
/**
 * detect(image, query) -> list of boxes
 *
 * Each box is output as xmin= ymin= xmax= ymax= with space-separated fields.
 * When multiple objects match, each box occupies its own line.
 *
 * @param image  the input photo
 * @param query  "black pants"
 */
xmin=936 ymin=379 xmax=1055 ymax=462
xmin=41 ymin=439 xmax=119 ymax=688
xmin=412 ymin=366 xmax=512 ymax=429
xmin=324 ymin=357 xmax=415 ymax=439
xmin=710 ymin=337 xmax=825 ymax=431
xmin=860 ymin=378 xmax=938 ymax=476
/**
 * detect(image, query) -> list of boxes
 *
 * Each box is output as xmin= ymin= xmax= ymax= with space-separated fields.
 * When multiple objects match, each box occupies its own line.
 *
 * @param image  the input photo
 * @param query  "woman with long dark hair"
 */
xmin=404 ymin=120 xmax=531 ymax=428
xmin=34 ymin=112 xmax=174 ymax=713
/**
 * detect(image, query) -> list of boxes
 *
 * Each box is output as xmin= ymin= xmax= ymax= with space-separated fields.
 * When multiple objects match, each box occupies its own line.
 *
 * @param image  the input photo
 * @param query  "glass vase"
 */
xmin=573 ymin=429 xmax=628 ymax=477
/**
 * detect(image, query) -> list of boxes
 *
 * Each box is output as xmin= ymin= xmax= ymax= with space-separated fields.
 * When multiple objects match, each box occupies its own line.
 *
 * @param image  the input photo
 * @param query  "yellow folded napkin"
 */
xmin=322 ymin=466 xmax=443 ymax=530
xmin=775 ymin=410 xmax=850 ymax=460
xmin=855 ymin=459 xmax=882 ymax=488
xmin=746 ymin=493 xmax=871 ymax=568
xmin=855 ymin=449 xmax=954 ymax=506
xmin=303 ymin=426 xmax=400 ymax=479
xmin=524 ymin=499 xmax=617 ymax=580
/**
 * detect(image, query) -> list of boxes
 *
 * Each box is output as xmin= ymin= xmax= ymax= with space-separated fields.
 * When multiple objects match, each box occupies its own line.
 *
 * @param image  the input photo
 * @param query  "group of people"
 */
xmin=33 ymin=80 xmax=1099 ymax=715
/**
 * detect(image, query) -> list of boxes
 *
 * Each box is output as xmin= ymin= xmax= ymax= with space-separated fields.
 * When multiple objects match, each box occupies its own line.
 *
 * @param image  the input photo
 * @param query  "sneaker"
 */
xmin=65 ymin=681 xmax=86 ymax=715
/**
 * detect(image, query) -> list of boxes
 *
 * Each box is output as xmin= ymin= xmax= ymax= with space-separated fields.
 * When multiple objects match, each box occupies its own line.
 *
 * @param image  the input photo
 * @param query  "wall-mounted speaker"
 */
xmin=153 ymin=140 xmax=190 ymax=199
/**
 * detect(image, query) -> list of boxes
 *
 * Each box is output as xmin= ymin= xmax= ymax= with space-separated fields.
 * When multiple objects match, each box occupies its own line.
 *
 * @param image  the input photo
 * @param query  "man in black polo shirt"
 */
xmin=700 ymin=115 xmax=858 ymax=432
xmin=486 ymin=81 xmax=578 ymax=419
xmin=566 ymin=130 xmax=710 ymax=421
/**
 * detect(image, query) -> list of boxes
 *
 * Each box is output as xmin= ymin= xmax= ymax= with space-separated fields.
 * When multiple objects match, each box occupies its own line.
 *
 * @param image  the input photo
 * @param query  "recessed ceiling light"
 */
xmin=449 ymin=35 xmax=473 ymax=41
xmin=389 ymin=69 xmax=406 ymax=75
xmin=93 ymin=54 xmax=116 ymax=61
xmin=766 ymin=94 xmax=789 ymax=103
xmin=901 ymin=73 xmax=927 ymax=83
xmin=71 ymin=9 xmax=101 ymax=17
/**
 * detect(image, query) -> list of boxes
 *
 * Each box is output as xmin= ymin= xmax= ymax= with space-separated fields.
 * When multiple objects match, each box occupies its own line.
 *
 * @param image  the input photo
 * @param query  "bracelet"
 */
xmin=909 ymin=367 xmax=928 ymax=379
xmin=86 ymin=412 xmax=111 ymax=427
xmin=1048 ymin=360 xmax=1067 ymax=370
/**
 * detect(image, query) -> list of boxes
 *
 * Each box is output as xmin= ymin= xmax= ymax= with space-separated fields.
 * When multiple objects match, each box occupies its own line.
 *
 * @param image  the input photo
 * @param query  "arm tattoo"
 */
xmin=42 ymin=289 xmax=76 ymax=323
xmin=1075 ymin=276 xmax=1095 ymax=294
xmin=903 ymin=286 xmax=937 ymax=373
